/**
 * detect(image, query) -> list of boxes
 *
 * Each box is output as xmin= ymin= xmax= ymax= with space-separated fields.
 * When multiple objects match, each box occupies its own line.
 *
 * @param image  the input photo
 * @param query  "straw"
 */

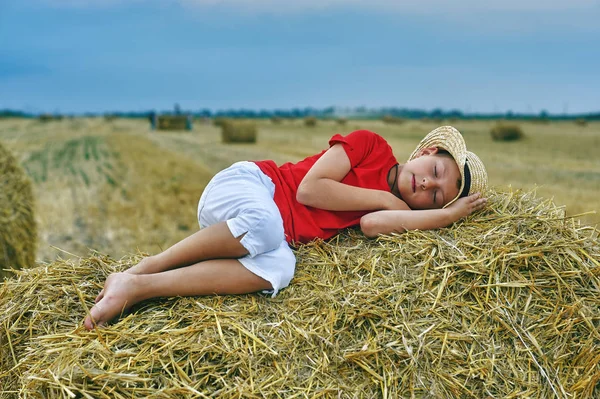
xmin=0 ymin=141 xmax=36 ymax=280
xmin=1 ymin=188 xmax=599 ymax=398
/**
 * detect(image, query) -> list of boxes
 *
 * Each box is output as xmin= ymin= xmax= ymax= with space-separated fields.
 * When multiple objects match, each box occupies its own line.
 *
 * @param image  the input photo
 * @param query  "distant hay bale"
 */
xmin=1 ymin=189 xmax=599 ymax=397
xmin=221 ymin=120 xmax=257 ymax=143
xmin=491 ymin=123 xmax=524 ymax=141
xmin=382 ymin=115 xmax=405 ymax=124
xmin=575 ymin=118 xmax=588 ymax=127
xmin=0 ymin=142 xmax=36 ymax=280
xmin=304 ymin=116 xmax=317 ymax=127
xmin=270 ymin=116 xmax=283 ymax=124
xmin=38 ymin=114 xmax=56 ymax=122
xmin=156 ymin=115 xmax=192 ymax=131
xmin=336 ymin=117 xmax=348 ymax=125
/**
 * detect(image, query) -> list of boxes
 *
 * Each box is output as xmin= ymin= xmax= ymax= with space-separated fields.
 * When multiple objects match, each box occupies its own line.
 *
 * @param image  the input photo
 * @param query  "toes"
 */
xmin=95 ymin=289 xmax=105 ymax=304
xmin=84 ymin=316 xmax=106 ymax=330
xmin=84 ymin=301 xmax=105 ymax=330
xmin=84 ymin=314 xmax=95 ymax=330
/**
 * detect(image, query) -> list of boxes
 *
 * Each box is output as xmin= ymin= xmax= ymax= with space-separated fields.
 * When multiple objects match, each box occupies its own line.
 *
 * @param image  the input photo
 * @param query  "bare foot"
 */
xmin=92 ymin=258 xmax=153 ymax=304
xmin=84 ymin=272 xmax=141 ymax=330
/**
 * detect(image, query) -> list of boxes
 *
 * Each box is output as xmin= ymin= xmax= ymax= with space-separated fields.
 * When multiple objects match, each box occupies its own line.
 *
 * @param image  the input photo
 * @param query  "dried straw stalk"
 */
xmin=1 ymin=189 xmax=599 ymax=398
xmin=0 ymin=142 xmax=36 ymax=280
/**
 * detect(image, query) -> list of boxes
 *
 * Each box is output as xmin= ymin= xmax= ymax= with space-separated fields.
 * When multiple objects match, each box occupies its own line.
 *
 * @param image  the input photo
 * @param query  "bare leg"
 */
xmin=128 ymin=222 xmax=248 ymax=275
xmin=84 ymin=258 xmax=271 ymax=330
xmin=93 ymin=222 xmax=251 ymax=304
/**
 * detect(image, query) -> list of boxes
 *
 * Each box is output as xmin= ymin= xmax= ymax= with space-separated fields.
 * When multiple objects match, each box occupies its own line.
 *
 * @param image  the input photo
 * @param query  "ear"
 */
xmin=415 ymin=146 xmax=439 ymax=158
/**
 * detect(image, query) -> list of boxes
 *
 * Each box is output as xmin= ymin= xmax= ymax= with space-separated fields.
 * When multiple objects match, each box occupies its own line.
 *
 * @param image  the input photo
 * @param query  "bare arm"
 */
xmin=296 ymin=144 xmax=409 ymax=211
xmin=360 ymin=193 xmax=487 ymax=237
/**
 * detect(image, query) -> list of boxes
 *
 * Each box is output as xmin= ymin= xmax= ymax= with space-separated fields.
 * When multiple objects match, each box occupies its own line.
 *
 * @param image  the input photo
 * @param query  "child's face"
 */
xmin=398 ymin=148 xmax=461 ymax=210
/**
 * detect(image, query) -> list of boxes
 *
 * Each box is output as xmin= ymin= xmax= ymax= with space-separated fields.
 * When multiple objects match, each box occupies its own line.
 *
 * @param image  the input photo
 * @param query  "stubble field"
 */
xmin=0 ymin=117 xmax=598 ymax=264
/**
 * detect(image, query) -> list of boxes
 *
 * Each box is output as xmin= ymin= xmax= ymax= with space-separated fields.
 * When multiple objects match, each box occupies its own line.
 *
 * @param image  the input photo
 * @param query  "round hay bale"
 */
xmin=221 ymin=120 xmax=257 ymax=143
xmin=103 ymin=113 xmax=117 ymax=122
xmin=491 ymin=123 xmax=524 ymax=141
xmin=156 ymin=115 xmax=192 ymax=131
xmin=0 ymin=142 xmax=36 ymax=279
xmin=304 ymin=116 xmax=317 ymax=127
xmin=1 ymin=189 xmax=599 ymax=397
xmin=38 ymin=113 xmax=55 ymax=122
xmin=382 ymin=115 xmax=405 ymax=124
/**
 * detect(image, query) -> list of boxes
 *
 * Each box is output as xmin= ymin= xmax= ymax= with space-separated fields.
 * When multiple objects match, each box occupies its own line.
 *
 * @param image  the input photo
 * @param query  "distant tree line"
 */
xmin=1 ymin=107 xmax=599 ymax=121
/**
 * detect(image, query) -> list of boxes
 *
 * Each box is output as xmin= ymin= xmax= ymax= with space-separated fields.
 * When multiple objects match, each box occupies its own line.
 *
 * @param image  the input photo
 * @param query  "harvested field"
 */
xmin=0 ymin=117 xmax=599 ymax=397
xmin=1 ymin=189 xmax=599 ymax=398
xmin=0 ymin=117 xmax=598 ymax=265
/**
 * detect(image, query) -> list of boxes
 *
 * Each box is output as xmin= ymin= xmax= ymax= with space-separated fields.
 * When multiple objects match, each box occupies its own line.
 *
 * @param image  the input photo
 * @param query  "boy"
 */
xmin=84 ymin=126 xmax=487 ymax=329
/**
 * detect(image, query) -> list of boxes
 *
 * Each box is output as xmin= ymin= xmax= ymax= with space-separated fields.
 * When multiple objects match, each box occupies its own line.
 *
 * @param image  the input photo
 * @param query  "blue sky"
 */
xmin=1 ymin=0 xmax=599 ymax=114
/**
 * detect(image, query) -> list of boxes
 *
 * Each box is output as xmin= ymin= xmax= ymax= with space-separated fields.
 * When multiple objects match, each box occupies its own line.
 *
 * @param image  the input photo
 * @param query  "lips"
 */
xmin=412 ymin=175 xmax=416 ymax=193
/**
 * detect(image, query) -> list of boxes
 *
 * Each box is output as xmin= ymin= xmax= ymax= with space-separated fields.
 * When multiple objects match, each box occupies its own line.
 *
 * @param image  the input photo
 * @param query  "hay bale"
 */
xmin=575 ymin=118 xmax=588 ymax=127
xmin=221 ymin=120 xmax=257 ymax=143
xmin=38 ymin=114 xmax=55 ymax=122
xmin=491 ymin=123 xmax=524 ymax=141
xmin=0 ymin=142 xmax=36 ymax=280
xmin=103 ymin=113 xmax=117 ymax=122
xmin=304 ymin=116 xmax=317 ymax=127
xmin=156 ymin=115 xmax=192 ymax=131
xmin=382 ymin=115 xmax=405 ymax=124
xmin=1 ymin=189 xmax=599 ymax=397
xmin=336 ymin=117 xmax=348 ymax=126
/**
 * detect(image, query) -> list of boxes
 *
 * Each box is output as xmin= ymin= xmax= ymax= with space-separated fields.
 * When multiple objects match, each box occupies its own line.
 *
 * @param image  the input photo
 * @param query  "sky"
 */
xmin=1 ymin=0 xmax=599 ymax=115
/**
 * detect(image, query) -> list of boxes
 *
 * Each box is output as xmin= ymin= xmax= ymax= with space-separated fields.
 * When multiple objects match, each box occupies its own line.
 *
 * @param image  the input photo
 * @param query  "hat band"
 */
xmin=459 ymin=161 xmax=471 ymax=198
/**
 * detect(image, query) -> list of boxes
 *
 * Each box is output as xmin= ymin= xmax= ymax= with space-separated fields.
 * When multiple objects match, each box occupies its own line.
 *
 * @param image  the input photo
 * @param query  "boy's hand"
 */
xmin=447 ymin=193 xmax=487 ymax=220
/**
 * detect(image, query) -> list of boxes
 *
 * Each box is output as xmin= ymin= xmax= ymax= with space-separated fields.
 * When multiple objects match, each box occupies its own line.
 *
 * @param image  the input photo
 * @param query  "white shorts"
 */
xmin=197 ymin=161 xmax=296 ymax=296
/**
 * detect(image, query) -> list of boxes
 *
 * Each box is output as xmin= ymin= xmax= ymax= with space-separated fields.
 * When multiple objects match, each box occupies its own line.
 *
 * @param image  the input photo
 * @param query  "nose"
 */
xmin=421 ymin=177 xmax=435 ymax=190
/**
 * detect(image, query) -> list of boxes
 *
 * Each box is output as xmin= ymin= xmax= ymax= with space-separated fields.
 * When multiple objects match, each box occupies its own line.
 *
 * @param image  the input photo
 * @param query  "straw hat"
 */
xmin=408 ymin=126 xmax=488 ymax=208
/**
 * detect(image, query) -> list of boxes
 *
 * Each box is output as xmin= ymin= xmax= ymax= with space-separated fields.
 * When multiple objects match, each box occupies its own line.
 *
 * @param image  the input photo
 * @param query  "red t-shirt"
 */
xmin=254 ymin=130 xmax=398 ymax=244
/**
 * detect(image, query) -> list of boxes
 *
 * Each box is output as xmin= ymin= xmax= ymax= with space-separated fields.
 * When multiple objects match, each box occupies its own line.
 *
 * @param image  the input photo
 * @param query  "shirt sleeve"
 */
xmin=328 ymin=130 xmax=381 ymax=168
